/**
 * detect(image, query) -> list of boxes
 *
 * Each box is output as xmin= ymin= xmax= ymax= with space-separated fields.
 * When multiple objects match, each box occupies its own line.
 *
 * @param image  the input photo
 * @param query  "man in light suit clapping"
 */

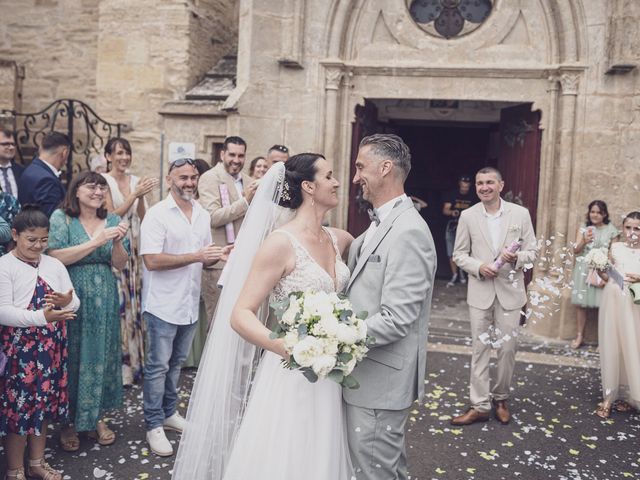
xmin=451 ymin=167 xmax=537 ymax=426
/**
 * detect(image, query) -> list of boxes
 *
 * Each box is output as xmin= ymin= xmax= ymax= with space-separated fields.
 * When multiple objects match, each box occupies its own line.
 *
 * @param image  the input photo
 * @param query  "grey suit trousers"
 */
xmin=346 ymin=404 xmax=411 ymax=480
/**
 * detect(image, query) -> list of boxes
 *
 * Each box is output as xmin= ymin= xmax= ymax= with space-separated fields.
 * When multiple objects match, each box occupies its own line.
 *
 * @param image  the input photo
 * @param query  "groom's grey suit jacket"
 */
xmin=344 ymin=198 xmax=436 ymax=411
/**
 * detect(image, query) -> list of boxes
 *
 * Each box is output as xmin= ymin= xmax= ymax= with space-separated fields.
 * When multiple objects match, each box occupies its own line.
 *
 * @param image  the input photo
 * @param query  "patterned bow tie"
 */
xmin=367 ymin=208 xmax=380 ymax=226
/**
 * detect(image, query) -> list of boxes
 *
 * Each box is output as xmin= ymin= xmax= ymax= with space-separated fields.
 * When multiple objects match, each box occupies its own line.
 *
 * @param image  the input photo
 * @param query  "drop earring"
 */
xmin=311 ymin=197 xmax=315 ymax=207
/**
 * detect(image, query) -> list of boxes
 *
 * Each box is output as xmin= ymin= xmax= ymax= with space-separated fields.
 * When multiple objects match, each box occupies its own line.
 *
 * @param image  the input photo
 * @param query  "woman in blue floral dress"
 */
xmin=0 ymin=206 xmax=79 ymax=480
xmin=48 ymin=171 xmax=129 ymax=451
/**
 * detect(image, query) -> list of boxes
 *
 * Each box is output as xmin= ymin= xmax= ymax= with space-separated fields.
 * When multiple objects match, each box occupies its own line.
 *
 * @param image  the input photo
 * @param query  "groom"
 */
xmin=345 ymin=133 xmax=436 ymax=480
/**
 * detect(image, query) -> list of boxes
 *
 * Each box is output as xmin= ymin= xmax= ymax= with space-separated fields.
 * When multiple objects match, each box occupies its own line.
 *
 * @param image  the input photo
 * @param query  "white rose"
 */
xmin=336 ymin=323 xmax=359 ymax=345
xmin=315 ymin=313 xmax=340 ymax=337
xmin=303 ymin=291 xmax=333 ymax=318
xmin=323 ymin=338 xmax=339 ymax=356
xmin=292 ymin=336 xmax=324 ymax=368
xmin=355 ymin=317 xmax=368 ymax=341
xmin=281 ymin=297 xmax=301 ymax=326
xmin=311 ymin=354 xmax=337 ymax=379
xmin=283 ymin=331 xmax=299 ymax=353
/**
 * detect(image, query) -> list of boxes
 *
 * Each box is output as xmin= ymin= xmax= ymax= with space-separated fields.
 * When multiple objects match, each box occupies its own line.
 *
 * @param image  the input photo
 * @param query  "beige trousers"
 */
xmin=469 ymin=299 xmax=521 ymax=412
xmin=201 ymin=268 xmax=223 ymax=326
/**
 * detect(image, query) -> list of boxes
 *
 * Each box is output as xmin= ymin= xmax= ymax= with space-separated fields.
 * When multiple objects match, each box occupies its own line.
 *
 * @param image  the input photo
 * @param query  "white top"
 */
xmin=140 ymin=193 xmax=212 ymax=325
xmin=362 ymin=194 xmax=408 ymax=249
xmin=481 ymin=198 xmax=505 ymax=252
xmin=0 ymin=252 xmax=80 ymax=327
xmin=0 ymin=163 xmax=19 ymax=196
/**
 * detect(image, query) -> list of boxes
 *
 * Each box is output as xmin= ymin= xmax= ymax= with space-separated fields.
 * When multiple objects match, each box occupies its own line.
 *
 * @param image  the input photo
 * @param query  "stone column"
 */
xmin=552 ymin=73 xmax=580 ymax=240
xmin=323 ymin=67 xmax=344 ymax=162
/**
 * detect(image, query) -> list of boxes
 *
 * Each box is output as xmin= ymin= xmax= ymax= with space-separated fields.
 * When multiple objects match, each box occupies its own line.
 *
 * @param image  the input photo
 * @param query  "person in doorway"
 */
xmin=450 ymin=167 xmax=537 ymax=426
xmin=443 ymin=174 xmax=477 ymax=287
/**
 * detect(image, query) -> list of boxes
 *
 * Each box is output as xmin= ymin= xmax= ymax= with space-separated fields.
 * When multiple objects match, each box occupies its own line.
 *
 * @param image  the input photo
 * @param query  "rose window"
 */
xmin=408 ymin=0 xmax=493 ymax=39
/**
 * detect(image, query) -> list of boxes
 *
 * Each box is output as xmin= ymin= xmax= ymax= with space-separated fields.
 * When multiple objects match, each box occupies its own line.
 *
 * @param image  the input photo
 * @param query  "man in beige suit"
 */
xmin=198 ymin=136 xmax=258 ymax=321
xmin=451 ymin=167 xmax=537 ymax=426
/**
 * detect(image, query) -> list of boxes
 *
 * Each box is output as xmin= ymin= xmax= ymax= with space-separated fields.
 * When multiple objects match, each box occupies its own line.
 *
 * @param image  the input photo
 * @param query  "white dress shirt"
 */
xmin=362 ymin=194 xmax=408 ymax=249
xmin=140 ymin=193 xmax=212 ymax=325
xmin=0 ymin=253 xmax=80 ymax=327
xmin=481 ymin=198 xmax=505 ymax=252
xmin=40 ymin=158 xmax=61 ymax=177
xmin=0 ymin=162 xmax=18 ymax=196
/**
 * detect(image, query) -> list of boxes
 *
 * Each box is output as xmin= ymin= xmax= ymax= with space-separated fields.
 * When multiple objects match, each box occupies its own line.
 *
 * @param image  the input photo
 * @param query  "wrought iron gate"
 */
xmin=1 ymin=99 xmax=126 ymax=184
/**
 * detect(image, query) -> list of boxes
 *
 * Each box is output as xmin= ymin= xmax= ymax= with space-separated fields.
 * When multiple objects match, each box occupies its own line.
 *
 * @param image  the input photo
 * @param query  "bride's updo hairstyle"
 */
xmin=280 ymin=153 xmax=325 ymax=209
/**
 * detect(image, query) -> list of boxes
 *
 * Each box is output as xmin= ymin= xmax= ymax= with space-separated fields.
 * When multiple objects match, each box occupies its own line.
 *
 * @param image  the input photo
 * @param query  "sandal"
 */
xmin=59 ymin=425 xmax=80 ymax=452
xmin=87 ymin=420 xmax=116 ymax=446
xmin=4 ymin=467 xmax=26 ymax=480
xmin=26 ymin=458 xmax=62 ymax=480
xmin=594 ymin=402 xmax=611 ymax=419
xmin=614 ymin=400 xmax=636 ymax=413
xmin=570 ymin=335 xmax=583 ymax=349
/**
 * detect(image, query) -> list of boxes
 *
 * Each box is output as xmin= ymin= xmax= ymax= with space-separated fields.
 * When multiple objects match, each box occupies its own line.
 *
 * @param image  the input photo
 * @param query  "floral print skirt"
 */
xmin=0 ymin=276 xmax=68 ymax=436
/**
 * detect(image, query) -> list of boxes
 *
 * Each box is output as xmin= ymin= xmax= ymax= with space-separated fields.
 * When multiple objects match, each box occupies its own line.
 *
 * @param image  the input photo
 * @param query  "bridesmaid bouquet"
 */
xmin=270 ymin=289 xmax=375 ymax=389
xmin=584 ymin=247 xmax=610 ymax=288
xmin=584 ymin=247 xmax=610 ymax=271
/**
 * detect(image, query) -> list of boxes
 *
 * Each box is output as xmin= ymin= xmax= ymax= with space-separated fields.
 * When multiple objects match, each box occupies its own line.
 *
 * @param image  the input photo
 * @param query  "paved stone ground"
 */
xmin=1 ymin=281 xmax=638 ymax=479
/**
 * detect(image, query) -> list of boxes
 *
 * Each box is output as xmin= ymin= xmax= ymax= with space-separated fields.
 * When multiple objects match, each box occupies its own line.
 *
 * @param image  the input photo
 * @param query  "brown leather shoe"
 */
xmin=450 ymin=408 xmax=490 ymax=426
xmin=492 ymin=399 xmax=511 ymax=425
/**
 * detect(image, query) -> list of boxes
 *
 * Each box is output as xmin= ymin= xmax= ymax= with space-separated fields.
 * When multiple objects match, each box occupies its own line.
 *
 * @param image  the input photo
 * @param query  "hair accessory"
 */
xmin=281 ymin=179 xmax=291 ymax=202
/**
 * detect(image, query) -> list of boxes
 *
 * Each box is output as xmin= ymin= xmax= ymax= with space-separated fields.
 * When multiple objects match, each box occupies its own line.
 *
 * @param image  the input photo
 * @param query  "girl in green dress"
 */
xmin=570 ymin=200 xmax=619 ymax=348
xmin=48 ymin=171 xmax=129 ymax=451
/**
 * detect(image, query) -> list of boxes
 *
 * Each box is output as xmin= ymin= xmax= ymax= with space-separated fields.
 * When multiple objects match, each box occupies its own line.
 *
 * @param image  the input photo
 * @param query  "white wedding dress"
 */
xmin=222 ymin=228 xmax=353 ymax=480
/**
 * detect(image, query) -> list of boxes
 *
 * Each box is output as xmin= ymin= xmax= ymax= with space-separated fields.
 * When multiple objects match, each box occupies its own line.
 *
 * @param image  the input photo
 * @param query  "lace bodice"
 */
xmin=271 ymin=228 xmax=350 ymax=301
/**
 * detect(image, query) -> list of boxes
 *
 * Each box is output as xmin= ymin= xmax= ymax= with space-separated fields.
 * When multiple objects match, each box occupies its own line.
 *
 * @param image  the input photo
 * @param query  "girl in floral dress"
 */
xmin=0 ymin=206 xmax=79 ymax=480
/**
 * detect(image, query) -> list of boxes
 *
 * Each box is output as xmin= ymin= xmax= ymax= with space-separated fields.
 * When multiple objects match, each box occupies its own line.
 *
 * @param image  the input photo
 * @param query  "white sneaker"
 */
xmin=163 ymin=412 xmax=186 ymax=433
xmin=460 ymin=272 xmax=467 ymax=284
xmin=446 ymin=274 xmax=458 ymax=288
xmin=146 ymin=426 xmax=173 ymax=457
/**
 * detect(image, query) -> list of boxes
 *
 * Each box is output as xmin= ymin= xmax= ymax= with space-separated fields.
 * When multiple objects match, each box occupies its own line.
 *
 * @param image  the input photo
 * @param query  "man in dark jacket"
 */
xmin=18 ymin=131 xmax=70 ymax=217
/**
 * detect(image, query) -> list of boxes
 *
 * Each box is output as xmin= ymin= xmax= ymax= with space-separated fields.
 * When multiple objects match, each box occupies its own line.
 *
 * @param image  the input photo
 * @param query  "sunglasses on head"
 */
xmin=271 ymin=145 xmax=289 ymax=153
xmin=169 ymin=157 xmax=195 ymax=171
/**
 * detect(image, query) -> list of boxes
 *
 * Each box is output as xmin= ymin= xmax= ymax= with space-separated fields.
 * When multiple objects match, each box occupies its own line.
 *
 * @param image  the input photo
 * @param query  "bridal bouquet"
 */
xmin=270 ymin=290 xmax=375 ymax=389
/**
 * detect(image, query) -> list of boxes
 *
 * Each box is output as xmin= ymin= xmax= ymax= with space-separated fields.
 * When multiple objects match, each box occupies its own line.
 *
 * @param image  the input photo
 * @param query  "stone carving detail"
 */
xmin=325 ymin=69 xmax=343 ymax=91
xmin=559 ymin=73 xmax=580 ymax=95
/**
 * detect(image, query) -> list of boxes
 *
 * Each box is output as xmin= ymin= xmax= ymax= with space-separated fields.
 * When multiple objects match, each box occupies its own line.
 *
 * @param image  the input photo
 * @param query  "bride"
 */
xmin=172 ymin=154 xmax=354 ymax=479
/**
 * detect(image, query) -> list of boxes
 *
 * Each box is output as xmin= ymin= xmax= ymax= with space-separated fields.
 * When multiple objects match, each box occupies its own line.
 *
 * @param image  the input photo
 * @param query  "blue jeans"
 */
xmin=143 ymin=312 xmax=198 ymax=430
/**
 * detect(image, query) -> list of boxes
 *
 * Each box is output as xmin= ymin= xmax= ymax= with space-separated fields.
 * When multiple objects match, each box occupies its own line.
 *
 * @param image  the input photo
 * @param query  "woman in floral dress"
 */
xmin=0 ymin=206 xmax=79 ymax=480
xmin=102 ymin=137 xmax=157 ymax=385
xmin=48 ymin=171 xmax=129 ymax=451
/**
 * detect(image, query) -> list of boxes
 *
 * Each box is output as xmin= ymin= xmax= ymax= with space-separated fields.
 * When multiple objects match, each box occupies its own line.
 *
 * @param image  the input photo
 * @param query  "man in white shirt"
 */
xmin=451 ymin=167 xmax=537 ymax=426
xmin=197 ymin=136 xmax=258 ymax=322
xmin=140 ymin=158 xmax=231 ymax=456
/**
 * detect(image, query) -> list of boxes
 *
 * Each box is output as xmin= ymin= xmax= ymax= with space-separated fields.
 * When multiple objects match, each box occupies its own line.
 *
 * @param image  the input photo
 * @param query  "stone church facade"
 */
xmin=1 ymin=0 xmax=639 ymax=340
